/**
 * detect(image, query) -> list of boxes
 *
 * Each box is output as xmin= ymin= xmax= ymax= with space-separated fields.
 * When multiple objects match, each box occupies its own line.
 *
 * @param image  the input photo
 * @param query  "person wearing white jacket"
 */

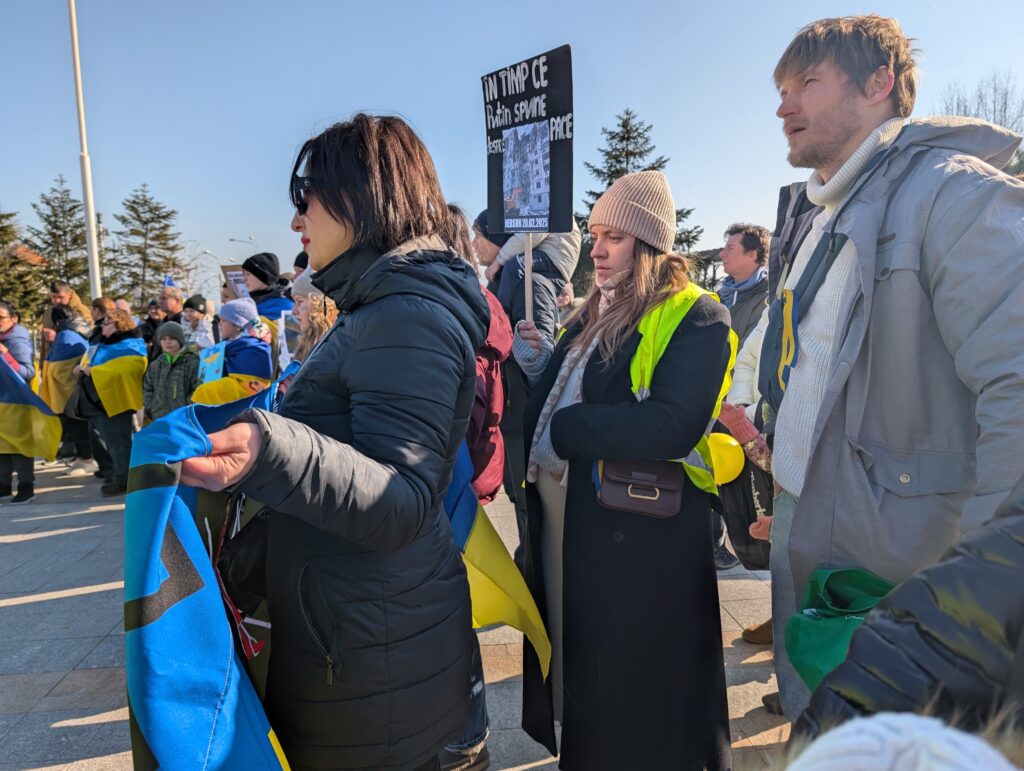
xmin=727 ymin=305 xmax=768 ymax=424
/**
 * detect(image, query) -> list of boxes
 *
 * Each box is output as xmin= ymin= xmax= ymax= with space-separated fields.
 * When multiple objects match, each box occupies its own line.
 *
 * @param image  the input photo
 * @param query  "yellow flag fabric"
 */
xmin=0 ymin=363 xmax=61 ymax=461
xmin=462 ymin=505 xmax=552 ymax=677
xmin=40 ymin=358 xmax=80 ymax=414
xmin=85 ymin=339 xmax=148 ymax=418
xmin=445 ymin=443 xmax=551 ymax=677
xmin=191 ymin=374 xmax=270 ymax=406
xmin=92 ymin=356 xmax=147 ymax=417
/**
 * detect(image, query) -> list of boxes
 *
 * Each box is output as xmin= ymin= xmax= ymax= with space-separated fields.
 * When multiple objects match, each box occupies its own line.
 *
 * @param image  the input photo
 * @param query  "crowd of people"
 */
xmin=3 ymin=12 xmax=1024 ymax=771
xmin=0 ymin=247 xmax=336 ymax=501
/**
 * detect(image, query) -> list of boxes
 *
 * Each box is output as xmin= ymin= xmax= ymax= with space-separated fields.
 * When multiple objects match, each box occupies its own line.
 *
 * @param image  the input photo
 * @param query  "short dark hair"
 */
xmin=774 ymin=15 xmax=919 ymax=118
xmin=290 ymin=113 xmax=461 ymax=254
xmin=50 ymin=303 xmax=72 ymax=326
xmin=0 ymin=301 xmax=18 ymax=321
xmin=50 ymin=280 xmax=72 ymax=294
xmin=725 ymin=223 xmax=771 ymax=266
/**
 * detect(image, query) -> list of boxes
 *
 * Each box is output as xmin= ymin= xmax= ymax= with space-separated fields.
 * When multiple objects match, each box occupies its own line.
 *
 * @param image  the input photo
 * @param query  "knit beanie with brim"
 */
xmin=156 ymin=321 xmax=186 ymax=348
xmin=220 ymin=298 xmax=260 ymax=329
xmin=184 ymin=294 xmax=207 ymax=315
xmin=588 ymin=170 xmax=676 ymax=254
xmin=291 ymin=269 xmax=322 ymax=300
xmin=242 ymin=252 xmax=281 ymax=286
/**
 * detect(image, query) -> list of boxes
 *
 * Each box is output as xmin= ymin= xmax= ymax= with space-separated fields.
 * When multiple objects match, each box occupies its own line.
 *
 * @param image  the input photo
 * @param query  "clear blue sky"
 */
xmin=1 ymin=0 xmax=1020 ymax=297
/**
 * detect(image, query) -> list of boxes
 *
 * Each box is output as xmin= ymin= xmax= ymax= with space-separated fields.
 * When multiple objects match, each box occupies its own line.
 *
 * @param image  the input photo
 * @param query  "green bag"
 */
xmin=785 ymin=568 xmax=894 ymax=691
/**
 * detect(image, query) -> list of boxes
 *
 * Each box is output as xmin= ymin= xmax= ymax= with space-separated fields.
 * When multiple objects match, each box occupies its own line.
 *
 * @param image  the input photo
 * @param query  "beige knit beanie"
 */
xmin=588 ymin=170 xmax=676 ymax=253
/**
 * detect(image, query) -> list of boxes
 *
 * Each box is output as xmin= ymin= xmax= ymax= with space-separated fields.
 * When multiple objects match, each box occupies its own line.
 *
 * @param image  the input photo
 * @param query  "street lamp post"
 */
xmin=67 ymin=0 xmax=102 ymax=299
xmin=228 ymin=236 xmax=258 ymax=250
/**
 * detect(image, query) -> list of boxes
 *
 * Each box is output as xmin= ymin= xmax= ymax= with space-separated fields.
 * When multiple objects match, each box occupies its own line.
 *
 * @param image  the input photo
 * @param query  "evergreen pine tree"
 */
xmin=23 ymin=176 xmax=89 ymax=294
xmin=0 ymin=208 xmax=50 ymax=319
xmin=573 ymin=109 xmax=703 ymax=293
xmin=0 ymin=208 xmax=18 ymax=252
xmin=109 ymin=184 xmax=185 ymax=304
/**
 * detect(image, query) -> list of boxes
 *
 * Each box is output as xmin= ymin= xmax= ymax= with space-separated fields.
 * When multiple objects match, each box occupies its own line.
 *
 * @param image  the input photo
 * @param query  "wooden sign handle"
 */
xmin=523 ymin=233 xmax=533 ymax=324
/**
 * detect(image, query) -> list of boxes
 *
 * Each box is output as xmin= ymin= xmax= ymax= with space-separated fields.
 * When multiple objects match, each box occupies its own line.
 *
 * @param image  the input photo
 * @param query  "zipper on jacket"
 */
xmin=296 ymin=564 xmax=336 ymax=684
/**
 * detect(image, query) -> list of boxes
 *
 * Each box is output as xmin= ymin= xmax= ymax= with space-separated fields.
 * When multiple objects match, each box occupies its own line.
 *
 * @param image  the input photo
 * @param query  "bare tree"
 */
xmin=940 ymin=69 xmax=1024 ymax=174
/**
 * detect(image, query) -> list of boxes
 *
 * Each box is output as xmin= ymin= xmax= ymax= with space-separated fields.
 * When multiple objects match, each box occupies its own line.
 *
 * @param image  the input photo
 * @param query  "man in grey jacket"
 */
xmin=764 ymin=14 xmax=1024 ymax=718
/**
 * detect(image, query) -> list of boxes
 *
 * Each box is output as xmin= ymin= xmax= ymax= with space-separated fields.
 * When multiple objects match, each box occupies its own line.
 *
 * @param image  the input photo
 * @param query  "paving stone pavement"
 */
xmin=0 ymin=463 xmax=786 ymax=769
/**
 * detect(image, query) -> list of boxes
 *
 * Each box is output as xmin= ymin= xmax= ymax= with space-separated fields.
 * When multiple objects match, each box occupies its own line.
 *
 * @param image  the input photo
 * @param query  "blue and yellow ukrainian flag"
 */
xmin=445 ymin=442 xmax=551 ymax=677
xmin=39 ymin=329 xmax=89 ymax=414
xmin=125 ymin=392 xmax=289 ymax=769
xmin=87 ymin=338 xmax=148 ymax=417
xmin=192 ymin=337 xmax=273 ymax=406
xmin=0 ymin=359 xmax=61 ymax=461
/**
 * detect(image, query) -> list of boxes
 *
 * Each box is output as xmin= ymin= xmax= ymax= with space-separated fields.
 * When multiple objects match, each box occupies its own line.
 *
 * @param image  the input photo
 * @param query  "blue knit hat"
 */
xmin=220 ymin=298 xmax=259 ymax=330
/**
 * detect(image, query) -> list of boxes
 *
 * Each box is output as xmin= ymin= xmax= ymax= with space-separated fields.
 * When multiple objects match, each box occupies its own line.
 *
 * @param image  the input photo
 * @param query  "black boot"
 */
xmin=101 ymin=481 xmax=128 ymax=497
xmin=11 ymin=485 xmax=35 ymax=504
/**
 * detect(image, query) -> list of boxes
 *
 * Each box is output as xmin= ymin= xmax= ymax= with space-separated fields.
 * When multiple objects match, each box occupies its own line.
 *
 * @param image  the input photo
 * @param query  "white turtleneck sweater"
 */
xmin=773 ymin=118 xmax=904 ymax=498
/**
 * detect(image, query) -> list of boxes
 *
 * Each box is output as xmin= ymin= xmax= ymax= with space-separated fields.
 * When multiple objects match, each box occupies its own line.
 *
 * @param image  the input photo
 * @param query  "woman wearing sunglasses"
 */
xmin=181 ymin=114 xmax=489 ymax=770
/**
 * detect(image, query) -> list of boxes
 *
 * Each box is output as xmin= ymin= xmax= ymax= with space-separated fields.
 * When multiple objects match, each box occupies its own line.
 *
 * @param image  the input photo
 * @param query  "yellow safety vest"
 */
xmin=628 ymin=283 xmax=738 ymax=494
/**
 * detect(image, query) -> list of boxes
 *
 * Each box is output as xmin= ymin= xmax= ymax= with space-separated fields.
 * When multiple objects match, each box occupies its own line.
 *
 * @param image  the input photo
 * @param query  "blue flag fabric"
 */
xmin=48 ymin=328 xmax=89 ymax=363
xmin=89 ymin=337 xmax=148 ymax=366
xmin=124 ymin=390 xmax=288 ymax=769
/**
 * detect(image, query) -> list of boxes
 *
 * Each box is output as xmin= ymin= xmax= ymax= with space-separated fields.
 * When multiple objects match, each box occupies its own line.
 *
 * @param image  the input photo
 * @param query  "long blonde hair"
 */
xmin=293 ymin=292 xmax=338 ymax=362
xmin=567 ymin=240 xmax=691 ymax=364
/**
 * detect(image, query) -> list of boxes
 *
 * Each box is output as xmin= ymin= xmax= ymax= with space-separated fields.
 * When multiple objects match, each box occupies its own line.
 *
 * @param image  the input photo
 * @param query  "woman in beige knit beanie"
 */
xmin=514 ymin=170 xmax=736 ymax=769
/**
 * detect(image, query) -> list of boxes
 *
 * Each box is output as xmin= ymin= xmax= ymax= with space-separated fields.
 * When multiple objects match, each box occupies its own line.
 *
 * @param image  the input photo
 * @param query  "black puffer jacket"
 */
xmin=794 ymin=474 xmax=1024 ymax=741
xmin=236 ymin=236 xmax=490 ymax=770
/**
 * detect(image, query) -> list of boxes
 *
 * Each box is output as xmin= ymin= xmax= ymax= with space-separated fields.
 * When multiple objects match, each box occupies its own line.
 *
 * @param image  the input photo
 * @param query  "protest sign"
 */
xmin=221 ymin=265 xmax=250 ymax=300
xmin=482 ymin=45 xmax=573 ymax=235
xmin=198 ymin=341 xmax=227 ymax=383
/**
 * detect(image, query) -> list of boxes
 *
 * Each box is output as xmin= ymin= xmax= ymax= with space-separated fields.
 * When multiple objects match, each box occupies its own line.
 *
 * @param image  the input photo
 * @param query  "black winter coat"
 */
xmin=793 ymin=474 xmax=1024 ymax=741
xmin=520 ymin=293 xmax=734 ymax=770
xmin=236 ymin=237 xmax=490 ymax=770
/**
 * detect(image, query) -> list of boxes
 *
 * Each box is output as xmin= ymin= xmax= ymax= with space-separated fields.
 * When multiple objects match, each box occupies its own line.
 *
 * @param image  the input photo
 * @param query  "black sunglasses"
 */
xmin=291 ymin=175 xmax=314 ymax=214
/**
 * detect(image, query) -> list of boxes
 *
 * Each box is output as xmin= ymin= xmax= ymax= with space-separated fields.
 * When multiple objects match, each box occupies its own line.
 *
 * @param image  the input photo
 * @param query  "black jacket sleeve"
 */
xmin=550 ymin=297 xmax=732 ymax=462
xmin=236 ymin=298 xmax=470 ymax=551
xmin=794 ymin=475 xmax=1024 ymax=740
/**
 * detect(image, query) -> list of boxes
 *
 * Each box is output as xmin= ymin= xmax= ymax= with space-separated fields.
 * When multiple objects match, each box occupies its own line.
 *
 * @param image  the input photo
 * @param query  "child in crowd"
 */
xmin=142 ymin=322 xmax=200 ymax=423
xmin=190 ymin=298 xmax=274 ymax=405
xmin=182 ymin=294 xmax=215 ymax=350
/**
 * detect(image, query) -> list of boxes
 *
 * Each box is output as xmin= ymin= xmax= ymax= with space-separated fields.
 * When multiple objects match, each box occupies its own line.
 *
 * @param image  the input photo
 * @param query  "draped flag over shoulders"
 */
xmin=40 ymin=329 xmax=88 ymax=413
xmin=445 ymin=442 xmax=551 ymax=677
xmin=0 ymin=357 xmax=61 ymax=461
xmin=192 ymin=337 xmax=272 ymax=407
xmin=88 ymin=338 xmax=147 ymax=417
xmin=125 ymin=392 xmax=288 ymax=770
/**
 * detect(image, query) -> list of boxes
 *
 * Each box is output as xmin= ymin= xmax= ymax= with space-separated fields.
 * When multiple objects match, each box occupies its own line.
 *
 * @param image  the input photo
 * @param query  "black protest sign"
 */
xmin=482 ymin=45 xmax=573 ymax=234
